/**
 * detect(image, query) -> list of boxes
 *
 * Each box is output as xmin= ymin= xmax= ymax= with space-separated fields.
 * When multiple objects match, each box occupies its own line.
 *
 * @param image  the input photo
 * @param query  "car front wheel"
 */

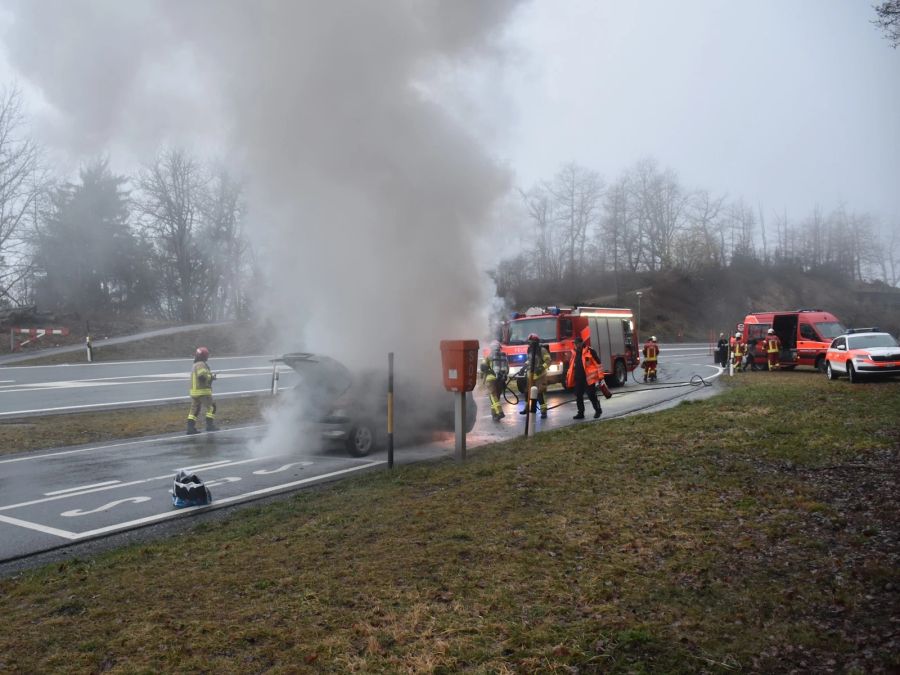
xmin=347 ymin=423 xmax=376 ymax=457
xmin=826 ymin=361 xmax=838 ymax=380
xmin=847 ymin=362 xmax=860 ymax=384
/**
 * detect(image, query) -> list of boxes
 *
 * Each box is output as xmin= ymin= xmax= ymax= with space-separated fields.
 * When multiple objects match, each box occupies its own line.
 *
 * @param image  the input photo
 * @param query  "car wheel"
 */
xmin=815 ymin=355 xmax=826 ymax=373
xmin=610 ymin=359 xmax=627 ymax=387
xmin=826 ymin=361 xmax=838 ymax=380
xmin=346 ymin=423 xmax=376 ymax=457
xmin=847 ymin=362 xmax=860 ymax=384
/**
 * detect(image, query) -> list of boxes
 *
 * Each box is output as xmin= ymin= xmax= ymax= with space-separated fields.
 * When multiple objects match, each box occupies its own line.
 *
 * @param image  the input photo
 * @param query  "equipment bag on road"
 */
xmin=171 ymin=470 xmax=212 ymax=508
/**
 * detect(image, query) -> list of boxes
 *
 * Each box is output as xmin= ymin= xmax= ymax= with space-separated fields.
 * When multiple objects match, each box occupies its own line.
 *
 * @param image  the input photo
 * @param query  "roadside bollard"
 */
xmin=270 ymin=360 xmax=279 ymax=395
xmin=528 ymin=385 xmax=539 ymax=436
xmin=86 ymin=335 xmax=93 ymax=363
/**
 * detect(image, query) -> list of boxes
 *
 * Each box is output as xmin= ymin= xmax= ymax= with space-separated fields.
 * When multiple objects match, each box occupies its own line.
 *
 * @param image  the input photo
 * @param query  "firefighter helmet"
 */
xmin=650 ymin=335 xmax=657 ymax=342
xmin=195 ymin=346 xmax=210 ymax=361
xmin=527 ymin=333 xmax=540 ymax=342
xmin=735 ymin=332 xmax=742 ymax=339
xmin=767 ymin=328 xmax=775 ymax=334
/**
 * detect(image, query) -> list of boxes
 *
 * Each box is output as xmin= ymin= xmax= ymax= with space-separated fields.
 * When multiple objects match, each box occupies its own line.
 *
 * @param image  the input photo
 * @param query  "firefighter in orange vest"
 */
xmin=566 ymin=335 xmax=612 ymax=419
xmin=764 ymin=328 xmax=782 ymax=371
xmin=732 ymin=332 xmax=746 ymax=372
xmin=519 ymin=333 xmax=551 ymax=418
xmin=187 ymin=346 xmax=217 ymax=434
xmin=642 ymin=335 xmax=659 ymax=382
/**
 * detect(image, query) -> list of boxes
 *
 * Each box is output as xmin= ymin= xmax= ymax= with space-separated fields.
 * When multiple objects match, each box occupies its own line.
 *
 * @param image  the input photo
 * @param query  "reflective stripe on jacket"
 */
xmin=765 ymin=336 xmax=781 ymax=354
xmin=565 ymin=347 xmax=604 ymax=388
xmin=191 ymin=361 xmax=213 ymax=397
xmin=642 ymin=342 xmax=659 ymax=362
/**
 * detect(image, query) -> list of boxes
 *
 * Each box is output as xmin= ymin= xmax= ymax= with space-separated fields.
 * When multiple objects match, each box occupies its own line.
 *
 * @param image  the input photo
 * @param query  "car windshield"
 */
xmin=508 ymin=318 xmax=557 ymax=345
xmin=815 ymin=322 xmax=845 ymax=340
xmin=848 ymin=334 xmax=898 ymax=350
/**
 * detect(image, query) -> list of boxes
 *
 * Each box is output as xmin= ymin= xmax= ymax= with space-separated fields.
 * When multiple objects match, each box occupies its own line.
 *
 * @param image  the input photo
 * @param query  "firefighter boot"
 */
xmin=573 ymin=410 xmax=585 ymax=420
xmin=186 ymin=419 xmax=199 ymax=435
xmin=540 ymin=404 xmax=548 ymax=419
xmin=205 ymin=417 xmax=219 ymax=432
xmin=593 ymin=405 xmax=602 ymax=419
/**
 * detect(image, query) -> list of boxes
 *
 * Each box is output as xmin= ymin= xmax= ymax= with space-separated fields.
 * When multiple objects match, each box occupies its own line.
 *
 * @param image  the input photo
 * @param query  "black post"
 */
xmin=388 ymin=352 xmax=394 ymax=469
xmin=524 ymin=345 xmax=536 ymax=437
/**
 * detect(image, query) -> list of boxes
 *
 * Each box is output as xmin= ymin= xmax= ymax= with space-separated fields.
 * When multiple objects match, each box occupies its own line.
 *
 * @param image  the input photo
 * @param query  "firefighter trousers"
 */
xmin=188 ymin=395 xmax=216 ymax=421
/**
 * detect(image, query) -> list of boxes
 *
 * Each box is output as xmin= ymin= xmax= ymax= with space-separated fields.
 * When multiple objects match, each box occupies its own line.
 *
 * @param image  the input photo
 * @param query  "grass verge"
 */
xmin=0 ymin=395 xmax=270 ymax=456
xmin=0 ymin=375 xmax=897 ymax=673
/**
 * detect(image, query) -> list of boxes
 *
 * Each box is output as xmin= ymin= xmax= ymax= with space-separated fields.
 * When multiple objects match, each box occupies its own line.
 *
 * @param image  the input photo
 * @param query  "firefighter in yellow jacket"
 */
xmin=187 ymin=346 xmax=217 ymax=434
xmin=519 ymin=333 xmax=551 ymax=418
xmin=480 ymin=340 xmax=509 ymax=422
xmin=764 ymin=328 xmax=782 ymax=371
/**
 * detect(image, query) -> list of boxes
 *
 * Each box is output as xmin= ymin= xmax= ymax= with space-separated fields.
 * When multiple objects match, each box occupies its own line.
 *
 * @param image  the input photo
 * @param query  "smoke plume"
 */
xmin=2 ymin=0 xmax=521 ymax=371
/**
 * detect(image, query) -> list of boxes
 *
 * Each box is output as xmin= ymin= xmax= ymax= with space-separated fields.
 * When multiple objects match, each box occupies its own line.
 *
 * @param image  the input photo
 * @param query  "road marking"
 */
xmin=0 ymin=424 xmax=266 ymax=464
xmin=70 ymin=462 xmax=386 ymax=540
xmin=252 ymin=461 xmax=313 ymax=475
xmin=61 ymin=497 xmax=152 ymax=517
xmin=204 ymin=477 xmax=241 ymax=487
xmin=178 ymin=459 xmax=233 ymax=472
xmin=0 ymin=514 xmax=77 ymax=539
xmin=0 ymin=456 xmax=275 ymax=511
xmin=45 ymin=480 xmax=121 ymax=495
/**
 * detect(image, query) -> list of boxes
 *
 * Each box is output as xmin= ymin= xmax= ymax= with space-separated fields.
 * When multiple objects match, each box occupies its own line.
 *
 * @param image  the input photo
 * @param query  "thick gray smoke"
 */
xmin=2 ymin=0 xmax=520 ymax=372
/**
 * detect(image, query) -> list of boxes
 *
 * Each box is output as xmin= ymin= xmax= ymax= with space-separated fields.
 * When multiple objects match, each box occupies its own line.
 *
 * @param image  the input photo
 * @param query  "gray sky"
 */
xmin=491 ymin=0 xmax=900 ymax=226
xmin=1 ymin=1 xmax=897 ymax=226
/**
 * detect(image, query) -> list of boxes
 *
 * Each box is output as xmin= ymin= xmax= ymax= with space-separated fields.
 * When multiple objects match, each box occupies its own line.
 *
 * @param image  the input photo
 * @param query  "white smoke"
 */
xmin=1 ymin=1 xmax=523 ymax=453
xmin=2 ymin=0 xmax=521 ymax=370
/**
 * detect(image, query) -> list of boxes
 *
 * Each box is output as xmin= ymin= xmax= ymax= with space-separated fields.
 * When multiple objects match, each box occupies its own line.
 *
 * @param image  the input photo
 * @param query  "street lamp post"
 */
xmin=635 ymin=291 xmax=642 ymax=341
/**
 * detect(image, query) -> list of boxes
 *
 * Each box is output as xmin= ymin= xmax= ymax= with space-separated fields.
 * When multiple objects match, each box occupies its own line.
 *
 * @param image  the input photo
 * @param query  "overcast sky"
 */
xmin=0 ymin=0 xmax=897 ymax=228
xmin=493 ymin=0 xmax=900 ymax=226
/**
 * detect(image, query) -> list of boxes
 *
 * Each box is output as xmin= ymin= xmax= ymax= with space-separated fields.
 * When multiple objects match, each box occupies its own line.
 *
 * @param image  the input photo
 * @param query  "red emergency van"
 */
xmin=738 ymin=309 xmax=845 ymax=371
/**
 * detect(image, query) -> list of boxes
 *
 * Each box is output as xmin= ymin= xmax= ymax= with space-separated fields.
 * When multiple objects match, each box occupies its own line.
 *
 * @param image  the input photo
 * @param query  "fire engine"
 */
xmin=737 ymin=309 xmax=844 ymax=371
xmin=497 ymin=306 xmax=640 ymax=391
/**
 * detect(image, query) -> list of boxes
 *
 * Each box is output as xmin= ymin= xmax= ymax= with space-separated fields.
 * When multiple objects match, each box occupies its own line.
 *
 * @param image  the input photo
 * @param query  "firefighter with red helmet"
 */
xmin=565 ymin=335 xmax=612 ymax=419
xmin=764 ymin=328 xmax=782 ymax=371
xmin=187 ymin=346 xmax=217 ymax=435
xmin=520 ymin=333 xmax=551 ymax=418
xmin=642 ymin=336 xmax=659 ymax=382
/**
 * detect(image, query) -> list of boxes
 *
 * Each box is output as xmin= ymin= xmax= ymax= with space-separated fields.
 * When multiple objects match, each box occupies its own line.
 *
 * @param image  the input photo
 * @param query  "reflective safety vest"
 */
xmin=191 ymin=361 xmax=213 ymax=397
xmin=565 ymin=347 xmax=604 ymax=388
xmin=643 ymin=342 xmax=659 ymax=362
xmin=765 ymin=335 xmax=781 ymax=354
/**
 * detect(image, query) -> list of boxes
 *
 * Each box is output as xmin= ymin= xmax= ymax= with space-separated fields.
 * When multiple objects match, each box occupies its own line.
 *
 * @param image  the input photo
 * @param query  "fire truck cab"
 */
xmin=499 ymin=306 xmax=640 ymax=391
xmin=738 ymin=309 xmax=844 ymax=371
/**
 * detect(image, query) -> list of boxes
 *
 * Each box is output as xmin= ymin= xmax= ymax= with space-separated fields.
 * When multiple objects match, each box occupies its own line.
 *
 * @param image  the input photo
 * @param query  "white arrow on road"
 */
xmin=61 ymin=496 xmax=151 ymax=517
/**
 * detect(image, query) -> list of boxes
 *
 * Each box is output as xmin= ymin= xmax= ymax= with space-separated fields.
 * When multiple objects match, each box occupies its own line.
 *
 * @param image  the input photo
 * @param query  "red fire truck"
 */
xmin=498 ymin=306 xmax=640 ymax=391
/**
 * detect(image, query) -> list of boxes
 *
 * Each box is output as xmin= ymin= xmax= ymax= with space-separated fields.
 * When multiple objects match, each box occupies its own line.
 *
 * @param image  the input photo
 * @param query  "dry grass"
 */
xmin=0 ymin=396 xmax=270 ymax=456
xmin=0 ymin=374 xmax=897 ymax=673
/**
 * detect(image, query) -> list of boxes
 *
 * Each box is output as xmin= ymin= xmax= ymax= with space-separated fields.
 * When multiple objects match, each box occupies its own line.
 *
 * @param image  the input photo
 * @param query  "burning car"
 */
xmin=281 ymin=353 xmax=477 ymax=456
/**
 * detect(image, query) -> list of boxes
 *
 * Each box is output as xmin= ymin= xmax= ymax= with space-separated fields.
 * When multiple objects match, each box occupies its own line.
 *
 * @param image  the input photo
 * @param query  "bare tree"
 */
xmin=0 ymin=86 xmax=43 ymax=306
xmin=874 ymin=0 xmax=900 ymax=47
xmin=544 ymin=162 xmax=605 ymax=293
xmin=200 ymin=165 xmax=247 ymax=320
xmin=137 ymin=148 xmax=209 ymax=322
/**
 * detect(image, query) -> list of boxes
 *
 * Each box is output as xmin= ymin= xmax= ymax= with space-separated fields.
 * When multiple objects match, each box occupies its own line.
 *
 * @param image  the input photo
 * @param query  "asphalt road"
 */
xmin=0 ymin=356 xmax=298 ymax=418
xmin=0 ymin=343 xmax=723 ymax=566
